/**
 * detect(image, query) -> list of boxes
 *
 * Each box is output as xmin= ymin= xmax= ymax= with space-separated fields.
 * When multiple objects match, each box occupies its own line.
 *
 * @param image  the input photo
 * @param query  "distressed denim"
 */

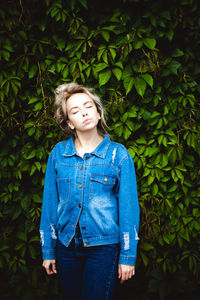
xmin=40 ymin=135 xmax=140 ymax=265
xmin=56 ymin=225 xmax=119 ymax=300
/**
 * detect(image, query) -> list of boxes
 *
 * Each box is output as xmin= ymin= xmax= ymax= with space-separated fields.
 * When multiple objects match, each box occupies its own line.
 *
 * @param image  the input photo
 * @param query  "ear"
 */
xmin=97 ymin=112 xmax=101 ymax=120
xmin=67 ymin=120 xmax=75 ymax=130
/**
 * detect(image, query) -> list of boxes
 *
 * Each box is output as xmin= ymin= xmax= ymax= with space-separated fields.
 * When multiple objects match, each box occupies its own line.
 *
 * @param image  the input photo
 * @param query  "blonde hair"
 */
xmin=54 ymin=82 xmax=108 ymax=136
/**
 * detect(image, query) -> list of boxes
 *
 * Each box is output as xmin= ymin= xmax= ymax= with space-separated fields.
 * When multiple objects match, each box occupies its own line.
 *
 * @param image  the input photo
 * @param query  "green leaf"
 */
xmin=4 ymin=44 xmax=13 ymax=52
xmin=28 ymin=97 xmax=39 ymax=104
xmin=151 ymin=111 xmax=160 ymax=118
xmin=166 ymin=29 xmax=174 ymax=41
xmin=99 ymin=70 xmax=111 ymax=86
xmin=109 ymin=47 xmax=116 ymax=60
xmin=124 ymin=77 xmax=134 ymax=95
xmin=114 ymin=123 xmax=124 ymax=137
xmin=134 ymin=40 xmax=143 ymax=49
xmin=101 ymin=31 xmax=110 ymax=42
xmin=152 ymin=184 xmax=158 ymax=196
xmin=30 ymin=165 xmax=36 ymax=175
xmin=112 ymin=68 xmax=122 ymax=80
xmin=115 ymin=62 xmax=123 ymax=69
xmin=140 ymin=251 xmax=149 ymax=267
xmin=28 ymin=65 xmax=38 ymax=79
xmin=97 ymin=47 xmax=105 ymax=61
xmin=29 ymin=245 xmax=36 ymax=259
xmin=169 ymin=60 xmax=181 ymax=75
xmin=17 ymin=232 xmax=27 ymax=242
xmin=33 ymin=102 xmax=43 ymax=111
xmin=33 ymin=194 xmax=42 ymax=203
xmin=124 ymin=126 xmax=132 ymax=139
xmin=29 ymin=236 xmax=40 ymax=243
xmin=172 ymin=49 xmax=184 ymax=57
xmin=133 ymin=77 xmax=146 ymax=97
xmin=163 ymin=60 xmax=181 ymax=76
xmin=28 ymin=127 xmax=35 ymax=136
xmin=21 ymin=197 xmax=31 ymax=211
xmin=95 ymin=63 xmax=108 ymax=73
xmin=2 ymin=50 xmax=10 ymax=61
xmin=142 ymin=242 xmax=155 ymax=251
xmin=102 ymin=51 xmax=108 ymax=64
xmin=143 ymin=38 xmax=156 ymax=50
xmin=141 ymin=74 xmax=153 ymax=88
xmin=26 ymin=150 xmax=36 ymax=159
xmin=35 ymin=162 xmax=41 ymax=171
xmin=148 ymin=175 xmax=154 ymax=185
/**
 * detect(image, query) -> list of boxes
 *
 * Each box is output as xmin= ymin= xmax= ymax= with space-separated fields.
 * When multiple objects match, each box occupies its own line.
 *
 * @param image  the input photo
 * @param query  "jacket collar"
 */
xmin=62 ymin=134 xmax=111 ymax=159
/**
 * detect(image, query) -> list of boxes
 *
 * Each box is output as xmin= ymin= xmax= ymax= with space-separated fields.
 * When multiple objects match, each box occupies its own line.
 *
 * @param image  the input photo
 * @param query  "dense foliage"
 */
xmin=0 ymin=0 xmax=199 ymax=299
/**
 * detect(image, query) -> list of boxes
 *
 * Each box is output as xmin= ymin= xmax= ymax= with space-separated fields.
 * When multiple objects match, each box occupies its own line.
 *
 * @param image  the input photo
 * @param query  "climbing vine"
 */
xmin=0 ymin=0 xmax=199 ymax=299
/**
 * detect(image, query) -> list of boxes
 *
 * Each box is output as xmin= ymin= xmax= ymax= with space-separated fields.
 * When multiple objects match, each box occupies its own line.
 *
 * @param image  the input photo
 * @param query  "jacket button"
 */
xmin=78 ymin=184 xmax=82 ymax=188
xmin=82 ymin=226 xmax=86 ymax=230
xmin=104 ymin=176 xmax=107 ymax=182
xmin=80 ymin=167 xmax=83 ymax=170
xmin=86 ymin=241 xmax=90 ymax=245
xmin=77 ymin=204 xmax=81 ymax=208
xmin=85 ymin=156 xmax=89 ymax=159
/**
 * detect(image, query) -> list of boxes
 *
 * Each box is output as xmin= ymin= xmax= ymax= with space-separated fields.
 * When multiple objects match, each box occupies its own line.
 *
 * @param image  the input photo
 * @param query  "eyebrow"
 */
xmin=69 ymin=101 xmax=93 ymax=112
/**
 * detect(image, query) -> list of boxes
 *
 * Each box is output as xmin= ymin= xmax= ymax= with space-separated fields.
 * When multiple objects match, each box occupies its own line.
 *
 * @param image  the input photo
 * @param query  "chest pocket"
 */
xmin=56 ymin=178 xmax=70 ymax=204
xmin=89 ymin=174 xmax=116 ymax=204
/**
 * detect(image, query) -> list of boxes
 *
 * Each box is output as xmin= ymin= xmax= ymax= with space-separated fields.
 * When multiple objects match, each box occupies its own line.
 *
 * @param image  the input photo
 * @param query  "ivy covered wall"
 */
xmin=0 ymin=0 xmax=199 ymax=299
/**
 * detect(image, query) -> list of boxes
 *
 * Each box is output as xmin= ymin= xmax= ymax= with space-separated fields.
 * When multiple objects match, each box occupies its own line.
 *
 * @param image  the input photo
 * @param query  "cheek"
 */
xmin=68 ymin=114 xmax=82 ymax=126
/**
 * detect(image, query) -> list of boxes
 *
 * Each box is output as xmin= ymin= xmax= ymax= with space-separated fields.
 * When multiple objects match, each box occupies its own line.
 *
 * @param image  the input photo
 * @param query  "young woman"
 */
xmin=40 ymin=82 xmax=140 ymax=300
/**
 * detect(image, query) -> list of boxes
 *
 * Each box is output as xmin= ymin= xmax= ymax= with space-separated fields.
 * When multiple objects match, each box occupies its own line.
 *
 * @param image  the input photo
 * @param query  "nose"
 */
xmin=82 ymin=109 xmax=88 ymax=116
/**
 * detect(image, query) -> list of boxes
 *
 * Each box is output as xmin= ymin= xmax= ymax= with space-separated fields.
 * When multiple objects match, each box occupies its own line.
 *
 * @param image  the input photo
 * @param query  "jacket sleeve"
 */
xmin=117 ymin=152 xmax=140 ymax=266
xmin=39 ymin=151 xmax=58 ymax=260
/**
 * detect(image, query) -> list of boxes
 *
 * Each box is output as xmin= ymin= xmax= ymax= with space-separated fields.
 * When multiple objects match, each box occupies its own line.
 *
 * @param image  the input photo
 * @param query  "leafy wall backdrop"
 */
xmin=0 ymin=0 xmax=199 ymax=299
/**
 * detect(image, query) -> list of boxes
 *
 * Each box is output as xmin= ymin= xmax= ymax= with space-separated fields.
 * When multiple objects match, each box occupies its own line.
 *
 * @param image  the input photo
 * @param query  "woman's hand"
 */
xmin=118 ymin=264 xmax=135 ymax=284
xmin=42 ymin=259 xmax=57 ymax=275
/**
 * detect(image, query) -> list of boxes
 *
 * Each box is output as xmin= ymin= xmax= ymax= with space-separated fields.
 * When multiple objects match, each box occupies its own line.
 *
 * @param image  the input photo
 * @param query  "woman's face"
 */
xmin=66 ymin=93 xmax=101 ymax=133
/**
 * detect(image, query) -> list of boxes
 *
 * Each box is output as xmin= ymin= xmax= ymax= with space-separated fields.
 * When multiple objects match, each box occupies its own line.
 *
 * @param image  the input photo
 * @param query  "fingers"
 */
xmin=52 ymin=261 xmax=57 ymax=274
xmin=118 ymin=264 xmax=135 ymax=284
xmin=118 ymin=264 xmax=122 ymax=279
xmin=42 ymin=260 xmax=57 ymax=275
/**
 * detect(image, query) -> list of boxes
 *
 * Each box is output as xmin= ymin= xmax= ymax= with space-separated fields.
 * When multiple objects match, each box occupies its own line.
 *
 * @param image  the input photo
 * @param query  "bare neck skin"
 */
xmin=74 ymin=128 xmax=103 ymax=158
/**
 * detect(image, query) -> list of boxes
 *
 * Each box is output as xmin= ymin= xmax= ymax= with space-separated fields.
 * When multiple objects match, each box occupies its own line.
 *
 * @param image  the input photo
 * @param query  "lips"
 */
xmin=83 ymin=118 xmax=92 ymax=124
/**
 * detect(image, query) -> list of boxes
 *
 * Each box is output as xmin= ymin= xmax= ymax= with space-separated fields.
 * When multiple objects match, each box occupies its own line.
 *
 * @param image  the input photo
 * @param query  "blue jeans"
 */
xmin=56 ymin=225 xmax=119 ymax=300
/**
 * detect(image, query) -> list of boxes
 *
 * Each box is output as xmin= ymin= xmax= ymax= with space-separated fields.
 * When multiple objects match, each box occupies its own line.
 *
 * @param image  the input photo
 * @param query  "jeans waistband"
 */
xmin=69 ymin=224 xmax=83 ymax=249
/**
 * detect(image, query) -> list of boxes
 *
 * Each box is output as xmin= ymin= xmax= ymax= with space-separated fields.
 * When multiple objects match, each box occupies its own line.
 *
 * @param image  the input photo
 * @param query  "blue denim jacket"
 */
xmin=40 ymin=135 xmax=140 ymax=265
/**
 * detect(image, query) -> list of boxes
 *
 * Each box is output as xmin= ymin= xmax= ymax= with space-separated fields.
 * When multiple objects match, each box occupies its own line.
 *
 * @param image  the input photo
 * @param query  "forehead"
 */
xmin=66 ymin=93 xmax=93 ymax=109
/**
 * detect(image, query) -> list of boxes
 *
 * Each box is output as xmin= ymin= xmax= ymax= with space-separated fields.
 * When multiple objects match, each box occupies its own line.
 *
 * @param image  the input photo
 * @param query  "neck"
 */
xmin=74 ymin=129 xmax=103 ymax=157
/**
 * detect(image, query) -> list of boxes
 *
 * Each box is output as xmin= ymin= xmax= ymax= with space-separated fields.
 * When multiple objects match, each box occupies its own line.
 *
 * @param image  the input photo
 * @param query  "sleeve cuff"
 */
xmin=42 ymin=248 xmax=56 ymax=260
xmin=119 ymin=254 xmax=136 ymax=265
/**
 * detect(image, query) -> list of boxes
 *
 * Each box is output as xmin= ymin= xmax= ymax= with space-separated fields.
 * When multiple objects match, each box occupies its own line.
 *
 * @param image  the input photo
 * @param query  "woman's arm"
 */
xmin=40 ymin=151 xmax=59 ymax=261
xmin=117 ymin=151 xmax=140 ymax=275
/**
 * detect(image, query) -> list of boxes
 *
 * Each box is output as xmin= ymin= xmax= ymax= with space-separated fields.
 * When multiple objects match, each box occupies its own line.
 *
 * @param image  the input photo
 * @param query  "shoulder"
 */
xmin=51 ymin=137 xmax=72 ymax=156
xmin=109 ymin=139 xmax=130 ymax=157
xmin=107 ymin=138 xmax=133 ymax=166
